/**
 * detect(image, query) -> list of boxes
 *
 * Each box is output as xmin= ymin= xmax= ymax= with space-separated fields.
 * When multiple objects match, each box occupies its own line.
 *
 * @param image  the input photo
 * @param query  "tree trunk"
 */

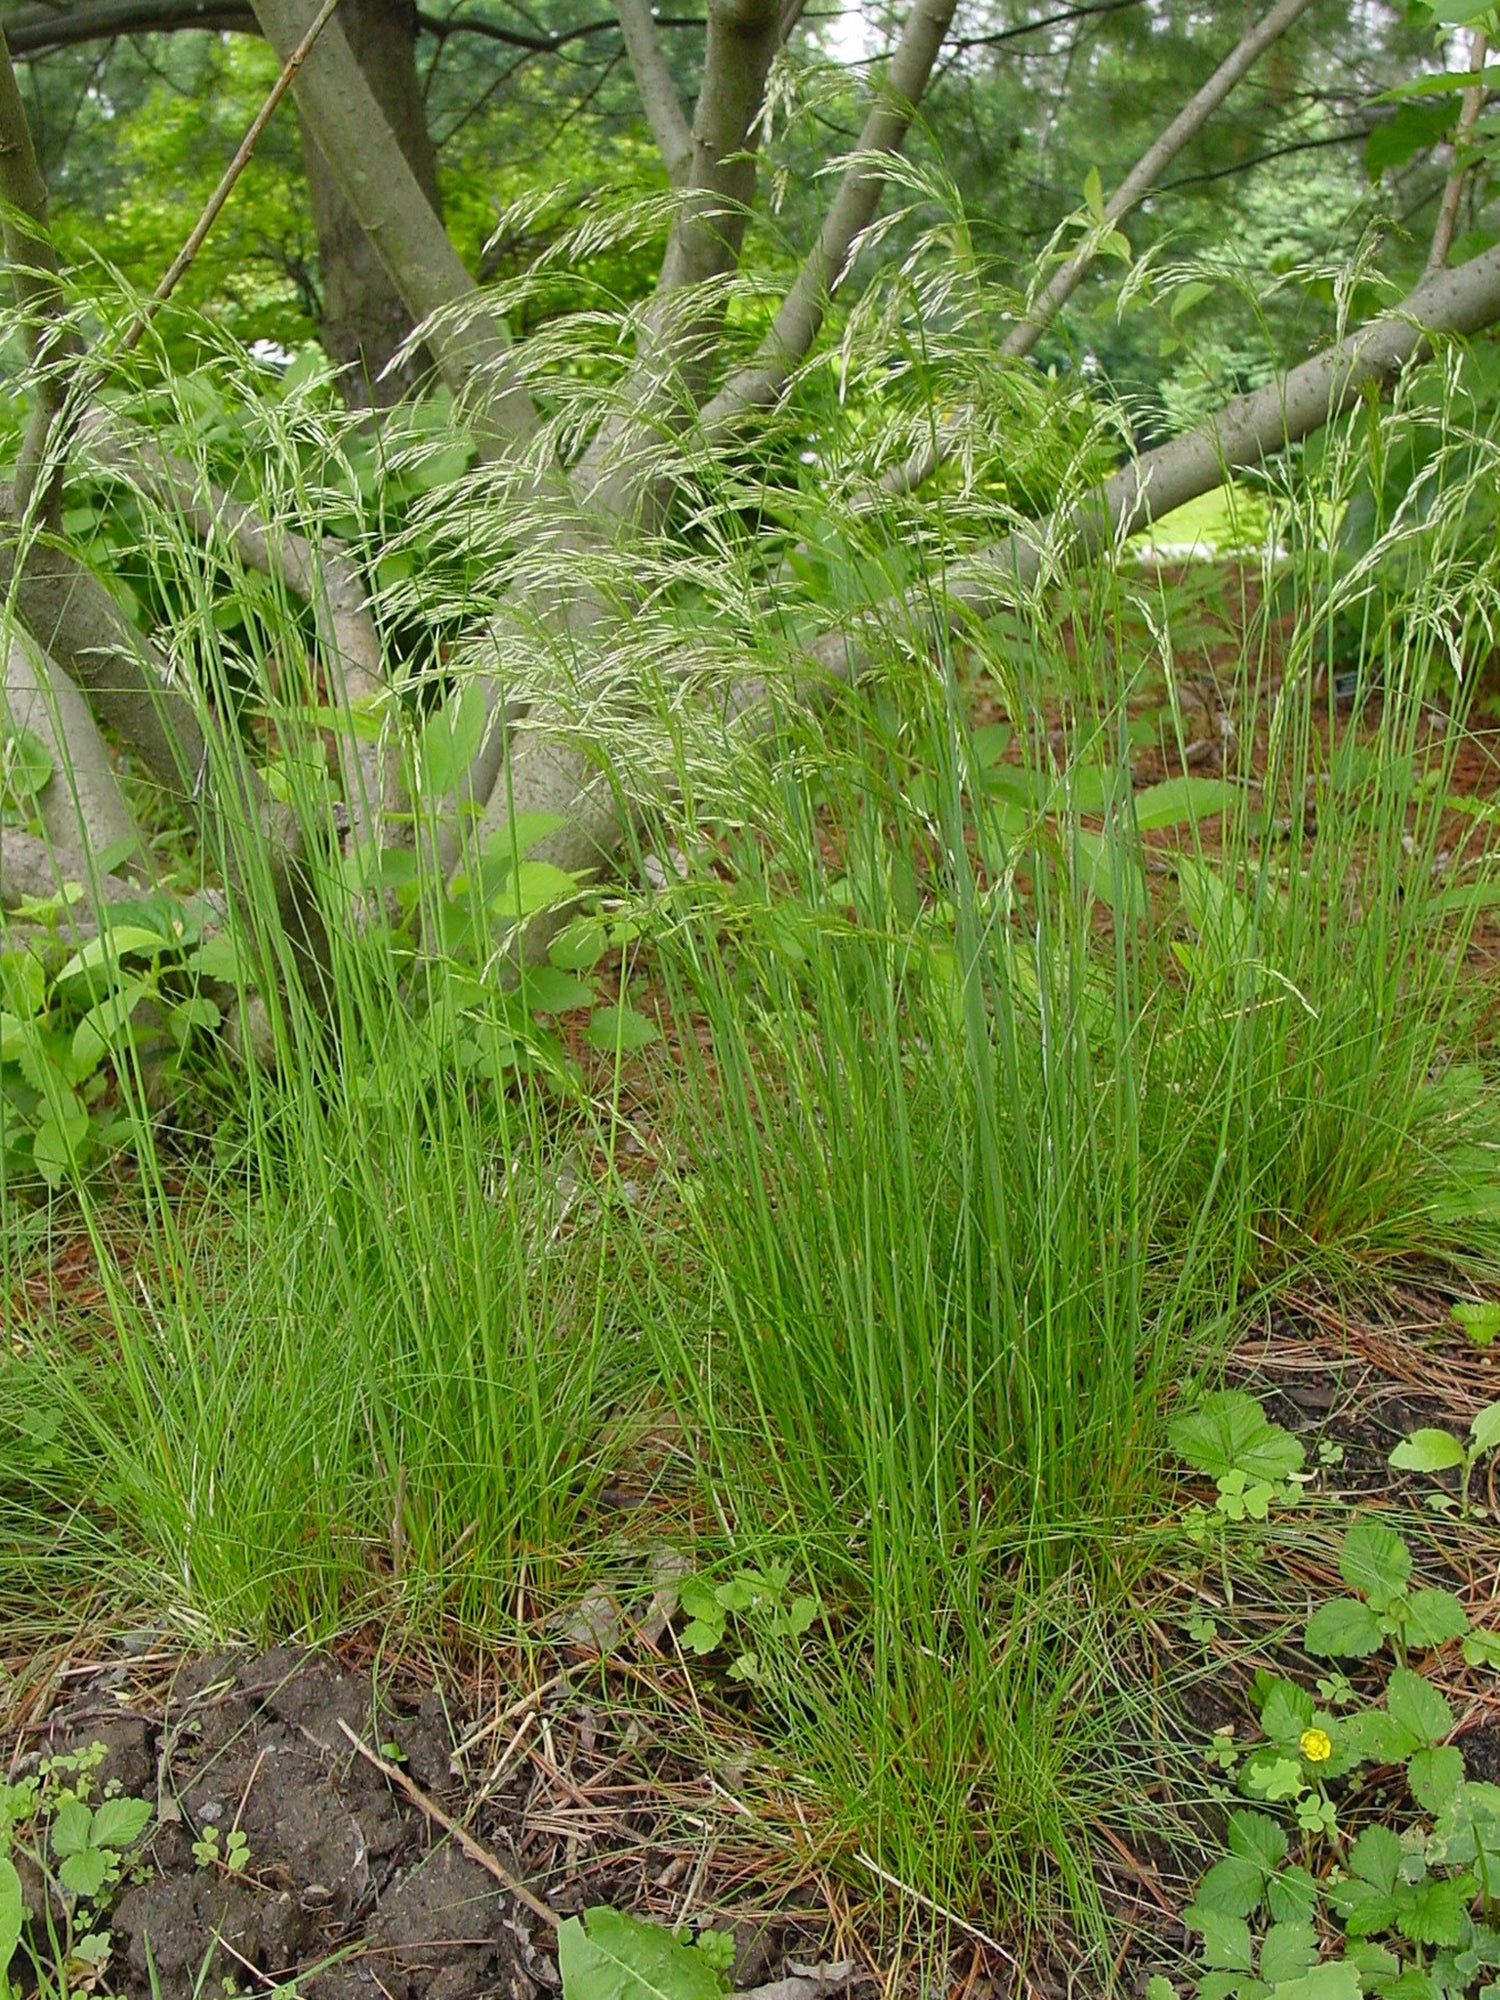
xmin=299 ymin=0 xmax=440 ymax=405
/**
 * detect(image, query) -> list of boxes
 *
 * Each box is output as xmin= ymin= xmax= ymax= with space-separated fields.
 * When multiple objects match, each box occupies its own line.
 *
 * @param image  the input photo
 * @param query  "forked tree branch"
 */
xmin=699 ymin=0 xmax=959 ymax=434
xmin=613 ymin=0 xmax=692 ymax=184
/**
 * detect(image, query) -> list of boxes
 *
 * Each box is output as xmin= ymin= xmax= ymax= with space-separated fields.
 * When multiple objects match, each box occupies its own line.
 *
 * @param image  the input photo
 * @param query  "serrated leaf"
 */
xmin=1349 ymin=1824 xmax=1403 ymax=1893
xmin=1386 ymin=1666 xmax=1453 ymax=1749
xmin=557 ymin=1906 xmax=726 ymax=2000
xmin=1390 ymin=1429 xmax=1466 ymax=1473
xmin=1267 ymin=1965 xmax=1361 ymax=2000
xmin=1408 ymin=1744 xmax=1465 ymax=1814
xmin=1396 ymin=1874 xmax=1473 ymax=1947
xmin=90 ymin=1796 xmax=150 ymax=1851
xmin=549 ymin=917 xmax=607 ymax=974
xmin=1260 ymin=1922 xmax=1317 ymax=1985
xmin=522 ymin=966 xmax=596 ymax=1016
xmin=1196 ymin=1855 xmax=1269 ymax=1917
xmin=1168 ymin=1391 xmax=1304 ymax=1482
xmin=50 ymin=1797 xmax=92 ymax=1857
xmin=1453 ymin=1301 xmax=1500 ymax=1346
xmin=57 ymin=1847 xmax=108 ymax=1900
xmin=1260 ymin=1680 xmax=1316 ymax=1742
xmin=1305 ymin=1597 xmax=1386 ymax=1659
xmin=1228 ymin=1810 xmax=1289 ymax=1873
xmin=1400 ymin=1589 xmax=1469 ymax=1651
xmin=1340 ymin=1519 xmax=1411 ymax=1601
xmin=32 ymin=1105 xmax=90 ymax=1185
xmin=414 ymin=680 xmax=488 ymax=799
xmin=1185 ymin=1906 xmax=1255 ymax=1972
xmin=1267 ymin=1866 xmax=1319 ymax=1926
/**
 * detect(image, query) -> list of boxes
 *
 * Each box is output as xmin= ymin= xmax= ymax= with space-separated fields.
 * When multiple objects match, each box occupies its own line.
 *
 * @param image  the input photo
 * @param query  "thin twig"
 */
xmin=1426 ymin=29 xmax=1490 ymax=274
xmin=120 ymin=0 xmax=343 ymax=349
xmin=456 ymin=1668 xmax=569 ymax=1756
xmin=337 ymin=1720 xmax=561 ymax=1931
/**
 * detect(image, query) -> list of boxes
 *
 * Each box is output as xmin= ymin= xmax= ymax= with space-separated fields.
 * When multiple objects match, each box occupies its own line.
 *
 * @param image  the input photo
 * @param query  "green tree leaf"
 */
xmin=585 ymin=1005 xmax=659 ymax=1054
xmin=3 ymin=729 xmax=53 ymax=801
xmin=1471 ymin=1402 xmax=1500 ymax=1455
xmin=558 ymin=1908 xmax=727 ymax=2000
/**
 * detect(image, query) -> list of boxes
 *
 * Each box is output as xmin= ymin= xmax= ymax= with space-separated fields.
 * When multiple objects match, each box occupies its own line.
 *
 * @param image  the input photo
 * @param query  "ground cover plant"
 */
xmin=4 ymin=0 xmax=1500 ymax=1990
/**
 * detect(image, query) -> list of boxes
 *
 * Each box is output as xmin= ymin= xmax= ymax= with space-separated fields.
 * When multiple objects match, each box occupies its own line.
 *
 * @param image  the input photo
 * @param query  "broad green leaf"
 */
xmin=481 ymin=814 xmax=571 ymax=868
xmin=1429 ymin=0 xmax=1495 ymax=21
xmin=1168 ymin=1390 xmax=1304 ymax=1482
xmin=1073 ymin=826 xmax=1147 ymax=920
xmin=73 ymin=976 xmax=149 ymax=1071
xmin=1266 ymin=1866 xmax=1319 ymax=1926
xmin=1390 ymin=1429 xmax=1465 ymax=1473
xmin=1196 ymin=1855 xmax=1268 ymax=1917
xmin=3 ymin=728 xmax=53 ymax=800
xmin=522 ymin=966 xmax=596 ymax=1015
xmin=1400 ymin=1589 xmax=1469 ymax=1651
xmin=0 ymin=950 xmax=44 ymax=1018
xmin=1339 ymin=1519 xmax=1411 ymax=1602
xmin=1304 ymin=1597 xmax=1385 ymax=1659
xmin=1408 ymin=1744 xmax=1465 ymax=1814
xmin=1472 ymin=1401 xmax=1500 ymax=1455
xmin=0 ymin=1854 xmax=22 ymax=1986
xmin=586 ymin=1005 xmax=658 ymax=1055
xmin=495 ymin=860 xmax=581 ymax=919
xmin=57 ymin=1847 xmax=108 ymax=1900
xmin=1184 ymin=1906 xmax=1255 ymax=1973
xmin=1133 ymin=776 xmax=1240 ymax=830
xmin=1385 ymin=1666 xmax=1453 ymax=1750
xmin=1366 ymin=98 xmax=1458 ymax=177
xmin=1260 ymin=1680 xmax=1315 ymax=1742
xmin=57 ymin=925 xmax=169 ymax=986
xmin=557 ymin=1907 xmax=726 ymax=2000
xmin=1227 ymin=1810 xmax=1289 ymax=1873
xmin=32 ymin=1105 xmax=90 ymax=1186
xmin=1259 ymin=1922 xmax=1317 ymax=1985
xmin=549 ymin=917 xmax=608 ymax=974
xmin=186 ymin=935 xmax=251 ymax=984
xmin=415 ymin=680 xmax=488 ymax=799
xmin=1396 ymin=1874 xmax=1473 ymax=1947
xmin=50 ymin=1797 xmax=92 ymax=1856
xmin=1266 ymin=1965 xmax=1360 ymax=2000
xmin=90 ymin=1796 xmax=151 ymax=1851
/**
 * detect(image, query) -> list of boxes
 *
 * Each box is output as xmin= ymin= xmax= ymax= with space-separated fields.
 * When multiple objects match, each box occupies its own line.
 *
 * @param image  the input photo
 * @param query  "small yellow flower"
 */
xmin=1300 ymin=1727 xmax=1333 ymax=1764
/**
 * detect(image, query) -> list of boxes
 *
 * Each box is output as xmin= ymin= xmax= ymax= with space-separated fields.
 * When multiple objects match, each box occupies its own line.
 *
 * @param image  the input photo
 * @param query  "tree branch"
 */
xmin=77 ymin=412 xmax=392 ymax=847
xmin=873 ymin=0 xmax=1319 ymax=505
xmin=2 ymin=627 xmax=147 ymax=875
xmin=0 ymin=24 xmax=81 ymax=520
xmin=482 ymin=244 xmax=1500 ymax=948
xmin=250 ymin=0 xmax=553 ymax=474
xmin=699 ymin=0 xmax=959 ymax=435
xmin=1426 ymin=29 xmax=1489 ymax=273
xmin=613 ymin=0 xmax=691 ymax=184
xmin=571 ymin=0 xmax=781 ymax=524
